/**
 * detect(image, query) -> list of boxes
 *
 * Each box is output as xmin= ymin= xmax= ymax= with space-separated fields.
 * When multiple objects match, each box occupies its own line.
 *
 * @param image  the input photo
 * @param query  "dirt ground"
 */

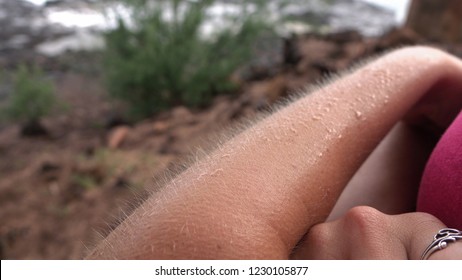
xmin=1 ymin=28 xmax=460 ymax=259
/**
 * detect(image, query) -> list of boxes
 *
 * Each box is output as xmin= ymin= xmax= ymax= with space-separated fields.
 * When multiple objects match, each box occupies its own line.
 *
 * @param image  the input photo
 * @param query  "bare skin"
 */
xmin=327 ymin=122 xmax=436 ymax=221
xmin=294 ymin=206 xmax=462 ymax=260
xmin=86 ymin=47 xmax=462 ymax=259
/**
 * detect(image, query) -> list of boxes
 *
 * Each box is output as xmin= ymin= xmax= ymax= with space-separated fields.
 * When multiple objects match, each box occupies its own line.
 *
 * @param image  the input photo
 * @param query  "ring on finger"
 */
xmin=421 ymin=228 xmax=462 ymax=260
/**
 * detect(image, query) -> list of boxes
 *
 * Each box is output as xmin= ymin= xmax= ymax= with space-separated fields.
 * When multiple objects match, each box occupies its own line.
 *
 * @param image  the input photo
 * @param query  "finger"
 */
xmin=392 ymin=212 xmax=462 ymax=260
xmin=427 ymin=242 xmax=462 ymax=260
xmin=294 ymin=207 xmax=462 ymax=260
xmin=293 ymin=206 xmax=408 ymax=259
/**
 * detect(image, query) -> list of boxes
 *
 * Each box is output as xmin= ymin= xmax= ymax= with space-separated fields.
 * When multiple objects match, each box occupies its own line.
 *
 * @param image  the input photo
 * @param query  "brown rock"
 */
xmin=296 ymin=37 xmax=338 ymax=63
xmin=285 ymin=73 xmax=318 ymax=93
xmin=107 ymin=126 xmax=130 ymax=149
xmin=406 ymin=0 xmax=462 ymax=43
xmin=168 ymin=106 xmax=194 ymax=128
xmin=374 ymin=27 xmax=422 ymax=52
xmin=343 ymin=41 xmax=367 ymax=62
xmin=244 ymin=75 xmax=288 ymax=107
xmin=171 ymin=106 xmax=193 ymax=120
xmin=284 ymin=35 xmax=302 ymax=66
xmin=207 ymin=97 xmax=236 ymax=123
xmin=152 ymin=121 xmax=169 ymax=134
xmin=38 ymin=160 xmax=61 ymax=182
xmin=325 ymin=30 xmax=363 ymax=44
xmin=294 ymin=37 xmax=341 ymax=76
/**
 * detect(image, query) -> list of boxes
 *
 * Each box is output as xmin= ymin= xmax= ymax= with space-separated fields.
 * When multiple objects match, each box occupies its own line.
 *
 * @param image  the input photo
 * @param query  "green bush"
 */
xmin=104 ymin=0 xmax=272 ymax=119
xmin=3 ymin=64 xmax=56 ymax=125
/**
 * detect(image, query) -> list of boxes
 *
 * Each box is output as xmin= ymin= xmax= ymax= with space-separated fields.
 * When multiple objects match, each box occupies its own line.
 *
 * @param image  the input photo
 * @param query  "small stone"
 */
xmin=107 ymin=126 xmax=130 ymax=149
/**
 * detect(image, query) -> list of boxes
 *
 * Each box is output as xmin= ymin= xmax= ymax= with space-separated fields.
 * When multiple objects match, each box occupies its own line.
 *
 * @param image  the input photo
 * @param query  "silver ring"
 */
xmin=421 ymin=228 xmax=462 ymax=260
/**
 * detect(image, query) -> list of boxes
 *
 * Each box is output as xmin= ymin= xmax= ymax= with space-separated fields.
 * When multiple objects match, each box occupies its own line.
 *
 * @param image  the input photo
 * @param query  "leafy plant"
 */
xmin=2 ymin=64 xmax=56 ymax=135
xmin=104 ymin=0 xmax=272 ymax=119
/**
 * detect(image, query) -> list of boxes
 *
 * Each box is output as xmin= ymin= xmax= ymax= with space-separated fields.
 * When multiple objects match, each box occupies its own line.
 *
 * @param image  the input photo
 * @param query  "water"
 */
xmin=5 ymin=0 xmax=410 ymax=56
xmin=25 ymin=0 xmax=47 ymax=4
xmin=30 ymin=0 xmax=409 ymax=30
xmin=362 ymin=0 xmax=410 ymax=23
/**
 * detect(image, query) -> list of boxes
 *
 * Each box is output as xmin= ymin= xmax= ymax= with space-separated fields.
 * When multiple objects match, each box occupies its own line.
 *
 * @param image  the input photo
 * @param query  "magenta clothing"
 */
xmin=417 ymin=111 xmax=462 ymax=229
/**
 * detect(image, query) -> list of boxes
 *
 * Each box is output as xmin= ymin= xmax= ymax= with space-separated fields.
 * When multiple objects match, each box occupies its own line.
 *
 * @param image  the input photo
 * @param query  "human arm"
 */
xmin=327 ymin=122 xmax=437 ymax=221
xmin=87 ymin=47 xmax=462 ymax=259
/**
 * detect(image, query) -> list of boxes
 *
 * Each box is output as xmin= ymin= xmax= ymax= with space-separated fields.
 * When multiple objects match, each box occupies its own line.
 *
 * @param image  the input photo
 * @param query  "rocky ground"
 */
xmin=3 ymin=25 xmax=462 ymax=259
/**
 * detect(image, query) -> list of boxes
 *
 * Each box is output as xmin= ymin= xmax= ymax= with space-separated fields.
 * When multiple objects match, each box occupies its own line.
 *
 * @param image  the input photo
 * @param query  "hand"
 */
xmin=293 ymin=206 xmax=462 ymax=260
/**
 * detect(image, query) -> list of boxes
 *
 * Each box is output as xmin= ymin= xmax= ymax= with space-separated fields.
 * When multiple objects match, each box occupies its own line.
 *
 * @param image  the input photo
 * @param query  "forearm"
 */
xmin=87 ymin=47 xmax=462 ymax=259
xmin=328 ymin=122 xmax=437 ymax=220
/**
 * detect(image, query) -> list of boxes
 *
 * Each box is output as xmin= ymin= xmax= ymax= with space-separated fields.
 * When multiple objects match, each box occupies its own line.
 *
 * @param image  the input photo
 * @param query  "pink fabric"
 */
xmin=417 ymin=111 xmax=462 ymax=229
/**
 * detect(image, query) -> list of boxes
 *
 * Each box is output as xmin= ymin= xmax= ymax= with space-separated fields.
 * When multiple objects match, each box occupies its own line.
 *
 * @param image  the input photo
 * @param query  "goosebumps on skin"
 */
xmin=86 ymin=47 xmax=462 ymax=260
xmin=418 ymin=111 xmax=462 ymax=229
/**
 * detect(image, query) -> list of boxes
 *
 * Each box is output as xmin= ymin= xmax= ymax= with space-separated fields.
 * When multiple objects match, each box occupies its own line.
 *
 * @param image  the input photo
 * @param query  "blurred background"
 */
xmin=0 ymin=0 xmax=461 ymax=259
